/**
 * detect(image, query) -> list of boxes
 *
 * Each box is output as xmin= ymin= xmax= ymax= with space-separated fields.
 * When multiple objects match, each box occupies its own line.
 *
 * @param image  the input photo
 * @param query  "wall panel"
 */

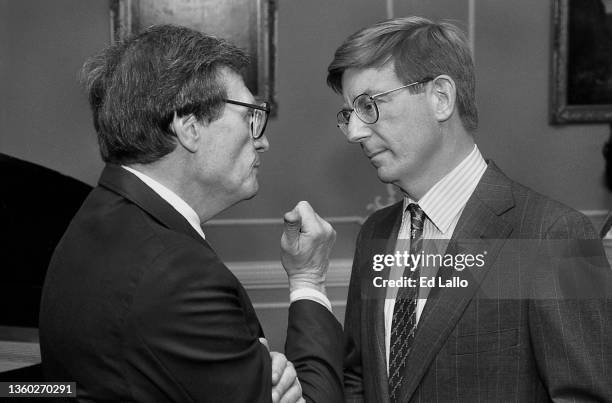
xmin=475 ymin=0 xmax=612 ymax=210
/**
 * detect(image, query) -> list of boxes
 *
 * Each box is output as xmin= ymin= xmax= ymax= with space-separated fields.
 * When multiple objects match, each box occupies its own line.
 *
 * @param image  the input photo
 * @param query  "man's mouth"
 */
xmin=366 ymin=149 xmax=386 ymax=159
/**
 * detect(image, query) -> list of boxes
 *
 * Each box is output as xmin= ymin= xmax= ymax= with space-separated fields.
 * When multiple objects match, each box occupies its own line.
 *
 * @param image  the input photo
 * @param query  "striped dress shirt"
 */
xmin=384 ymin=145 xmax=487 ymax=372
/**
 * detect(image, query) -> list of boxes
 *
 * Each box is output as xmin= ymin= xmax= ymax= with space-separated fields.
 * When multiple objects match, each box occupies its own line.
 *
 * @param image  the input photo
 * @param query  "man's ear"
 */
xmin=429 ymin=75 xmax=456 ymax=123
xmin=170 ymin=113 xmax=200 ymax=153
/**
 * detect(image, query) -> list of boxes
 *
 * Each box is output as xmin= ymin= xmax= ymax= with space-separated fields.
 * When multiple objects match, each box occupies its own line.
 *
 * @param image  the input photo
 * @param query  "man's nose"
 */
xmin=345 ymin=113 xmax=372 ymax=143
xmin=254 ymin=134 xmax=270 ymax=152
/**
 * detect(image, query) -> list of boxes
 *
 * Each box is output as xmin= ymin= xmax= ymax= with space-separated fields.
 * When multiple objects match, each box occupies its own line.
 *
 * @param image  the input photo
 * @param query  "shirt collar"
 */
xmin=121 ymin=166 xmax=206 ymax=240
xmin=403 ymin=145 xmax=487 ymax=234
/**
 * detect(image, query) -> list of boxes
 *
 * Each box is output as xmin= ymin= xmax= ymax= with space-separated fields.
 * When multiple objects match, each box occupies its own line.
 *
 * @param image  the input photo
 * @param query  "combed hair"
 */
xmin=80 ymin=24 xmax=249 ymax=164
xmin=327 ymin=16 xmax=478 ymax=132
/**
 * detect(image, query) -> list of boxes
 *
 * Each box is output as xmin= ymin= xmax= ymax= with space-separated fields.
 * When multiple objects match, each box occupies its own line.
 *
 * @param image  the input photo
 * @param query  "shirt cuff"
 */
xmin=290 ymin=288 xmax=332 ymax=313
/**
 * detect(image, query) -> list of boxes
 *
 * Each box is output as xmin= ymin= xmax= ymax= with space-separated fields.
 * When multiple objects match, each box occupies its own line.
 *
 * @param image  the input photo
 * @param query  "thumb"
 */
xmin=283 ymin=208 xmax=301 ymax=246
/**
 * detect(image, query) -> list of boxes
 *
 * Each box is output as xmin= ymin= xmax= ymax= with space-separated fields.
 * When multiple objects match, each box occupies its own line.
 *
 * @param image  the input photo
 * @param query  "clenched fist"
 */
xmin=280 ymin=201 xmax=336 ymax=294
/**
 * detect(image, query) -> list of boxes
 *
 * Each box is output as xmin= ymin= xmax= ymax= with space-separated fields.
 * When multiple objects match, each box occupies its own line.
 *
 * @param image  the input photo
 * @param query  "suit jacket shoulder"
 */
xmin=477 ymin=163 xmax=598 ymax=239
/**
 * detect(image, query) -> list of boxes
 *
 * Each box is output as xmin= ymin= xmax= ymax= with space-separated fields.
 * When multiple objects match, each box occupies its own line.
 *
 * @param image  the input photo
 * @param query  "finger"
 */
xmin=283 ymin=207 xmax=302 ymax=246
xmin=273 ymin=361 xmax=296 ymax=400
xmin=296 ymin=398 xmax=305 ymax=403
xmin=258 ymin=337 xmax=269 ymax=351
xmin=279 ymin=378 xmax=302 ymax=403
xmin=293 ymin=201 xmax=316 ymax=228
xmin=293 ymin=201 xmax=329 ymax=236
xmin=269 ymin=352 xmax=287 ymax=385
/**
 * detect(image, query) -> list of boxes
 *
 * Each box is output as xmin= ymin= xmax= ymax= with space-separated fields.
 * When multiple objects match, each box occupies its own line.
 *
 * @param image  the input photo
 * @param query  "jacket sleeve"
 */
xmin=529 ymin=210 xmax=612 ymax=401
xmin=285 ymin=300 xmax=344 ymax=403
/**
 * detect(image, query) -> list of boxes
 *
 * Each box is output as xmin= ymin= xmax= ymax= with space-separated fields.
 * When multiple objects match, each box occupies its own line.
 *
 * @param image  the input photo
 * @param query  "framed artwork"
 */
xmin=109 ymin=0 xmax=277 ymax=113
xmin=550 ymin=0 xmax=612 ymax=123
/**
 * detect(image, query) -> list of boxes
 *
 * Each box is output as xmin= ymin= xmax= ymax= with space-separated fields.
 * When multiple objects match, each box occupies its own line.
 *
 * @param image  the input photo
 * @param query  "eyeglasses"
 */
xmin=336 ymin=78 xmax=432 ymax=135
xmin=225 ymin=99 xmax=270 ymax=139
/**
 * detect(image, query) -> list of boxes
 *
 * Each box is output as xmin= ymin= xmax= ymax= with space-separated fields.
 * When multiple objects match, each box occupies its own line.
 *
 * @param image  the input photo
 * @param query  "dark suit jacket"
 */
xmin=39 ymin=165 xmax=343 ymax=403
xmin=344 ymin=161 xmax=612 ymax=402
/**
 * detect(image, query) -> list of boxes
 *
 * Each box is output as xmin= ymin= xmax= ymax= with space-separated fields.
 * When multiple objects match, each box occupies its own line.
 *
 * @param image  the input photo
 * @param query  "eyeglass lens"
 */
xmin=251 ymin=104 xmax=269 ymax=139
xmin=336 ymin=110 xmax=351 ymax=135
xmin=354 ymin=95 xmax=379 ymax=124
xmin=335 ymin=95 xmax=379 ymax=136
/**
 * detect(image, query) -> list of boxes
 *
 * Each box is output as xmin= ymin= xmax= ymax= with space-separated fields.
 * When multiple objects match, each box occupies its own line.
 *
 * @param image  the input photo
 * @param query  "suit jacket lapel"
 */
xmin=98 ymin=164 xmax=207 ymax=247
xmin=364 ymin=201 xmax=403 ymax=403
xmin=97 ymin=165 xmax=266 ymax=339
xmin=397 ymin=161 xmax=515 ymax=402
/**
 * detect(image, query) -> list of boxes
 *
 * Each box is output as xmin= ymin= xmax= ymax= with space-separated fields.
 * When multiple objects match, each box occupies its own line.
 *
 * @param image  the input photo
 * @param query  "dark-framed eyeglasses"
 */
xmin=336 ymin=77 xmax=433 ymax=135
xmin=224 ymin=99 xmax=271 ymax=140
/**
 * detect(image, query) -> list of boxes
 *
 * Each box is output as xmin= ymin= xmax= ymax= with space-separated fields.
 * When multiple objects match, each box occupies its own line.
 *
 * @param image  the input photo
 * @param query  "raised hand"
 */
xmin=280 ymin=201 xmax=336 ymax=294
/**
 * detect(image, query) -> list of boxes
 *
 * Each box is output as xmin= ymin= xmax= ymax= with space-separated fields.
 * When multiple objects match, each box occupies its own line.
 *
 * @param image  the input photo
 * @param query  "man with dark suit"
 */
xmin=327 ymin=16 xmax=612 ymax=402
xmin=39 ymin=25 xmax=343 ymax=402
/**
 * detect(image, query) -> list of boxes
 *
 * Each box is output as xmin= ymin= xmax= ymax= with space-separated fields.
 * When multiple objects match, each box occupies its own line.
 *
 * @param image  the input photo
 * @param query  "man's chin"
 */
xmin=375 ymin=166 xmax=395 ymax=184
xmin=242 ymin=190 xmax=258 ymax=201
xmin=241 ymin=180 xmax=259 ymax=200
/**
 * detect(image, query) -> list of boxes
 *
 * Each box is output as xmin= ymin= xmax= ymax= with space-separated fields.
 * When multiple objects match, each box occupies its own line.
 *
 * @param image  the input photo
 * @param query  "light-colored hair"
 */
xmin=327 ymin=16 xmax=478 ymax=132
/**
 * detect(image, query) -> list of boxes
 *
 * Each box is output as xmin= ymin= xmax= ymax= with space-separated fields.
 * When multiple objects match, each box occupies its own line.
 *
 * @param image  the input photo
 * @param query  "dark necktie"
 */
xmin=388 ymin=203 xmax=426 ymax=402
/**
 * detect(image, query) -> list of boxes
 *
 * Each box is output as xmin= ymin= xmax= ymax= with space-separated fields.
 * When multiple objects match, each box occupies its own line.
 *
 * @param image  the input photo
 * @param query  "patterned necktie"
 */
xmin=388 ymin=203 xmax=426 ymax=402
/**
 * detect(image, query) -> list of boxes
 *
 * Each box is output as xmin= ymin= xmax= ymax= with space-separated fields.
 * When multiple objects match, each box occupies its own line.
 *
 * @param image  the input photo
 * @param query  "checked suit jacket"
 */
xmin=344 ymin=161 xmax=612 ymax=402
xmin=40 ymin=164 xmax=344 ymax=403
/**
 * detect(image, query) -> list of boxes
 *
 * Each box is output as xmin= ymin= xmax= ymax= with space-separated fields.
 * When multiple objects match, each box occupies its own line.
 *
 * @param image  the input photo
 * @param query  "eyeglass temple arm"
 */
xmin=371 ymin=77 xmax=434 ymax=98
xmin=224 ymin=99 xmax=270 ymax=112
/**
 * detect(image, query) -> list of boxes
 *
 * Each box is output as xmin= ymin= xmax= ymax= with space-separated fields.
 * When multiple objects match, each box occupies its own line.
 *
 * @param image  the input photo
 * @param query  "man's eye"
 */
xmin=363 ymin=101 xmax=376 ymax=111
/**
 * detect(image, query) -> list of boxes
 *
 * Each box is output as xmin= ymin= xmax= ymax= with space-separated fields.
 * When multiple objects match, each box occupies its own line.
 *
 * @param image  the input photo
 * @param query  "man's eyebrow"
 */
xmin=346 ymin=87 xmax=380 ymax=104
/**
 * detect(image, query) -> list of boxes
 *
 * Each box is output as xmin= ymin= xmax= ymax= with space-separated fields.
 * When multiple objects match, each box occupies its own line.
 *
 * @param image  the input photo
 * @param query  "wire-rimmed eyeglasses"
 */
xmin=336 ymin=77 xmax=432 ymax=135
xmin=225 ymin=99 xmax=270 ymax=140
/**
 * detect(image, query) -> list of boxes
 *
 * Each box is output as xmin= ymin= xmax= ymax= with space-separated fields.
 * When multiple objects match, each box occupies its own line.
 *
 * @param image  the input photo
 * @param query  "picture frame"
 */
xmin=109 ymin=0 xmax=277 ymax=114
xmin=550 ymin=0 xmax=612 ymax=124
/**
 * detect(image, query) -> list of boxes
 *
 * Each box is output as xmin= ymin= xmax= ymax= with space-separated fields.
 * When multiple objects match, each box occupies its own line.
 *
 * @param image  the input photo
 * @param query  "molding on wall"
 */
xmin=227 ymin=259 xmax=353 ymax=289
xmin=251 ymin=300 xmax=347 ymax=310
xmin=386 ymin=0 xmax=394 ymax=19
xmin=210 ymin=210 xmax=607 ymax=230
xmin=468 ymin=0 xmax=476 ymax=56
xmin=207 ymin=216 xmax=364 ymax=226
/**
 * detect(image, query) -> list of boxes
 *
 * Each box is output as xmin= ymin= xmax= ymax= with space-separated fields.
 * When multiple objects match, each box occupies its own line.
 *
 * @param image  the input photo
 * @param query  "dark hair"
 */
xmin=80 ymin=24 xmax=249 ymax=164
xmin=327 ymin=16 xmax=478 ymax=132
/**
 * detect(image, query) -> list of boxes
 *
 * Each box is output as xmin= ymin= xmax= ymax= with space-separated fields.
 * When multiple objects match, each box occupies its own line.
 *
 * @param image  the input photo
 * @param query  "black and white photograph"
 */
xmin=1 ymin=0 xmax=612 ymax=402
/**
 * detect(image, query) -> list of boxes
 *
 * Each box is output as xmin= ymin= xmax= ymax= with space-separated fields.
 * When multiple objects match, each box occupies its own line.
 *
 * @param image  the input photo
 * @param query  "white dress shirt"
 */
xmin=384 ymin=145 xmax=487 ymax=372
xmin=122 ymin=165 xmax=206 ymax=239
xmin=122 ymin=166 xmax=332 ymax=312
